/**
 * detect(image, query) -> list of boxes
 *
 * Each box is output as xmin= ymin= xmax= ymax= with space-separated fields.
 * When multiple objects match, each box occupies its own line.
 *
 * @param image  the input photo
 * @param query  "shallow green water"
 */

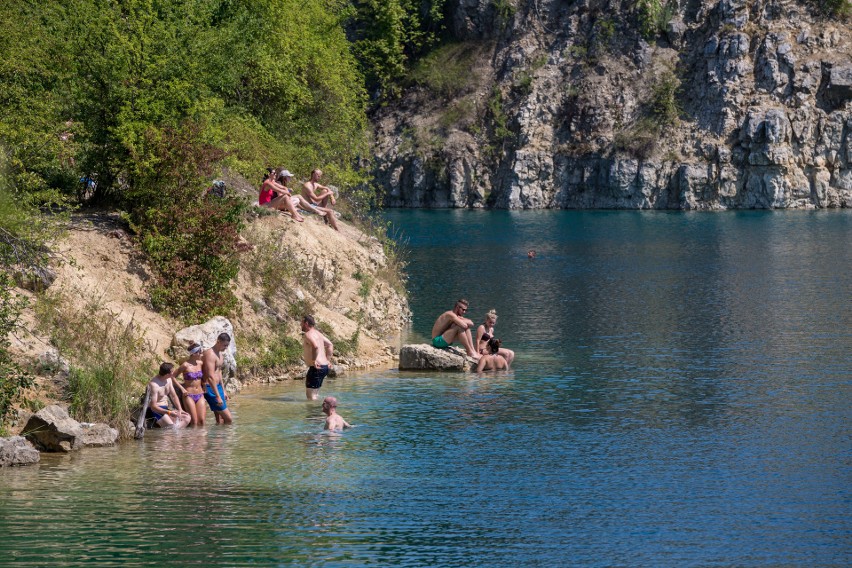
xmin=1 ymin=210 xmax=850 ymax=566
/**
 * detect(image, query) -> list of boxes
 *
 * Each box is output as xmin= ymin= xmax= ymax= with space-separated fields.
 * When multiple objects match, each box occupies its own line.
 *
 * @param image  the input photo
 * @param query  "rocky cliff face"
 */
xmin=372 ymin=0 xmax=852 ymax=209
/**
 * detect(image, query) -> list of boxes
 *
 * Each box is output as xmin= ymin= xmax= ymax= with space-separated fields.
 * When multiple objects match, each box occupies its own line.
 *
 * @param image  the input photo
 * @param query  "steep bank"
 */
xmin=372 ymin=0 xmax=851 ymax=209
xmin=7 ymin=208 xmax=409 ymax=433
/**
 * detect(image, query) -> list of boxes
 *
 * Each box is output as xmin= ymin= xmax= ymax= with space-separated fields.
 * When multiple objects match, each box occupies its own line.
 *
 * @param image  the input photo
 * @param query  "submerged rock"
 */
xmin=0 ymin=436 xmax=40 ymax=467
xmin=399 ymin=344 xmax=476 ymax=371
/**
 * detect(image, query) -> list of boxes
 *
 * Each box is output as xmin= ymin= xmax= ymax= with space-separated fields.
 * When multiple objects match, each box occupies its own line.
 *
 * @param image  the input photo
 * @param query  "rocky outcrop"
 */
xmin=22 ymin=405 xmax=118 ymax=452
xmin=171 ymin=316 xmax=238 ymax=390
xmin=0 ymin=436 xmax=40 ymax=467
xmin=372 ymin=0 xmax=852 ymax=210
xmin=79 ymin=423 xmax=119 ymax=447
xmin=399 ymin=344 xmax=476 ymax=371
xmin=23 ymin=405 xmax=84 ymax=452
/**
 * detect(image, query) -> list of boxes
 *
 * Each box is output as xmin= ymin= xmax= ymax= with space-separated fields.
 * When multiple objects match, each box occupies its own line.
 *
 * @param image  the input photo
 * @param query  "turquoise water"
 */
xmin=1 ymin=210 xmax=850 ymax=566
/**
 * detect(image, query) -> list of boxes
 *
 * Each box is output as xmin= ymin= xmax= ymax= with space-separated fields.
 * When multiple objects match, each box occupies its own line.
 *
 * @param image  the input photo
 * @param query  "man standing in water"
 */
xmin=202 ymin=333 xmax=233 ymax=424
xmin=431 ymin=298 xmax=480 ymax=359
xmin=302 ymin=315 xmax=334 ymax=400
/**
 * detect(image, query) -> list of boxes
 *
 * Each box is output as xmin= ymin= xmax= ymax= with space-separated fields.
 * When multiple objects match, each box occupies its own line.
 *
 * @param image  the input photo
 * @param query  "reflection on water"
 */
xmin=1 ymin=210 xmax=850 ymax=566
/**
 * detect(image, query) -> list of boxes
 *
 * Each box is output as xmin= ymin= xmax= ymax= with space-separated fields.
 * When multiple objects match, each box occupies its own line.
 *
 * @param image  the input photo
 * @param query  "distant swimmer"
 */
xmin=302 ymin=315 xmax=334 ymax=400
xmin=476 ymin=338 xmax=510 ymax=372
xmin=431 ymin=298 xmax=480 ymax=360
xmin=322 ymin=396 xmax=351 ymax=431
xmin=528 ymin=249 xmax=536 ymax=259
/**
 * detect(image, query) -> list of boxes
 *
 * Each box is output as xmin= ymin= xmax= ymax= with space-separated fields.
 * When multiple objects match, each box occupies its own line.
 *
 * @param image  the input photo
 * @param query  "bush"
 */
xmin=126 ymin=122 xmax=245 ymax=321
xmin=636 ymin=0 xmax=676 ymax=40
xmin=410 ymin=43 xmax=483 ymax=99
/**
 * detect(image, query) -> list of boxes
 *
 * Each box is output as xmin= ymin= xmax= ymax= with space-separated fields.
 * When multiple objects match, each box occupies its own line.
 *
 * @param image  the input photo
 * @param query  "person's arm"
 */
xmin=308 ymin=334 xmax=322 ymax=368
xmin=322 ymin=335 xmax=334 ymax=362
xmin=474 ymin=325 xmax=485 ymax=349
xmin=166 ymin=379 xmax=184 ymax=414
xmin=476 ymin=356 xmax=488 ymax=373
xmin=447 ymin=312 xmax=472 ymax=329
xmin=202 ymin=352 xmax=222 ymax=404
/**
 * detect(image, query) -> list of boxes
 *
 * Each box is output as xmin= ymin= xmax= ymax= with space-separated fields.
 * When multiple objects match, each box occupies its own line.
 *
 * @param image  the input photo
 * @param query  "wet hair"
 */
xmin=217 ymin=332 xmax=231 ymax=343
xmin=487 ymin=338 xmax=502 ymax=354
xmin=302 ymin=315 xmax=315 ymax=327
xmin=486 ymin=309 xmax=498 ymax=322
xmin=159 ymin=362 xmax=174 ymax=376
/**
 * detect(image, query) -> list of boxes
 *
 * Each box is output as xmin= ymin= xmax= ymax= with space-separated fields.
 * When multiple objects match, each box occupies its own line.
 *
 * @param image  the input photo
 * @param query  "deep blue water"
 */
xmin=0 ymin=210 xmax=849 ymax=566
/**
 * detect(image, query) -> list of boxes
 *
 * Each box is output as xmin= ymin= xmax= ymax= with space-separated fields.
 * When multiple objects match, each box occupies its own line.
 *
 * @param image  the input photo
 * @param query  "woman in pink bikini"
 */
xmin=173 ymin=342 xmax=207 ymax=426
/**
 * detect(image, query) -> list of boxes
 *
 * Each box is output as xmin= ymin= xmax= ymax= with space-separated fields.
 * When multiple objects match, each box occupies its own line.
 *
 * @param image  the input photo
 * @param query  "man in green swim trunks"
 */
xmin=430 ymin=298 xmax=480 ymax=360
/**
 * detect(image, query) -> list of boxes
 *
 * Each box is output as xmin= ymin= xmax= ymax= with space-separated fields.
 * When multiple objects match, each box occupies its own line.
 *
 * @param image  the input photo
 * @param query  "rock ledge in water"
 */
xmin=0 ymin=436 xmax=40 ymax=467
xmin=399 ymin=344 xmax=475 ymax=371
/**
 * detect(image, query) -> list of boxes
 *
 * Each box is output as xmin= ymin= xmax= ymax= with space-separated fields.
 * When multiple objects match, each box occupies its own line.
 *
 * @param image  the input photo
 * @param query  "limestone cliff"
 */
xmin=372 ymin=0 xmax=852 ymax=209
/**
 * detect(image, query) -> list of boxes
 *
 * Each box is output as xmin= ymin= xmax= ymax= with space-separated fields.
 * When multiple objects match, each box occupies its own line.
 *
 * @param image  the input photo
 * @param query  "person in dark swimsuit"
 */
xmin=475 ymin=309 xmax=515 ymax=365
xmin=173 ymin=343 xmax=207 ymax=426
xmin=476 ymin=338 xmax=510 ymax=372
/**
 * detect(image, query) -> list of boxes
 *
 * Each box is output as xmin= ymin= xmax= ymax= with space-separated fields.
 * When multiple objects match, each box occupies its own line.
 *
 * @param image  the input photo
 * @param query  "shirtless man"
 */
xmin=431 ymin=298 xmax=480 ymax=359
xmin=146 ymin=363 xmax=191 ymax=428
xmin=301 ymin=315 xmax=334 ymax=400
xmin=202 ymin=333 xmax=233 ymax=424
xmin=322 ymin=396 xmax=351 ymax=431
xmin=302 ymin=169 xmax=339 ymax=231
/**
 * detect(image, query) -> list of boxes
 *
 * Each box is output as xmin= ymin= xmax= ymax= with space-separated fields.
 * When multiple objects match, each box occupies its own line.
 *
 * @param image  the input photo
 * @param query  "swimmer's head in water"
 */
xmin=487 ymin=338 xmax=502 ymax=354
xmin=322 ymin=397 xmax=337 ymax=413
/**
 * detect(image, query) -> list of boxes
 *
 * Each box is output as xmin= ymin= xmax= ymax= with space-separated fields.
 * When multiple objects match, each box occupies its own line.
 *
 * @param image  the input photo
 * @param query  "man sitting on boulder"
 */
xmin=430 ymin=298 xmax=480 ymax=360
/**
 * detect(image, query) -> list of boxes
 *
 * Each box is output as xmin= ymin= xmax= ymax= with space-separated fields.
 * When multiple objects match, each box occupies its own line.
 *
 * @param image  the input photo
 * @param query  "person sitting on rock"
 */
xmin=476 ymin=338 xmax=510 ymax=373
xmin=431 ymin=298 xmax=480 ymax=360
xmin=302 ymin=169 xmax=339 ymax=231
xmin=322 ymin=396 xmax=351 ymax=431
xmin=146 ymin=363 xmax=191 ymax=429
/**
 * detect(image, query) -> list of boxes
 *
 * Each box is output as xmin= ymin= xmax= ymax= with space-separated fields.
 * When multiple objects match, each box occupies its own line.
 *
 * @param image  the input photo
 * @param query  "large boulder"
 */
xmin=0 ymin=436 xmax=40 ymax=467
xmin=171 ymin=316 xmax=238 ymax=380
xmin=23 ymin=405 xmax=83 ymax=452
xmin=399 ymin=344 xmax=475 ymax=371
xmin=79 ymin=423 xmax=119 ymax=447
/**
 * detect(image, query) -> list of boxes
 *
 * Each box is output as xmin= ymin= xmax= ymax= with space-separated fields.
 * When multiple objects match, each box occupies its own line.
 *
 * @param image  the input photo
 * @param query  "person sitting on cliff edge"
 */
xmin=302 ymin=168 xmax=339 ymax=231
xmin=431 ymin=298 xmax=480 ymax=360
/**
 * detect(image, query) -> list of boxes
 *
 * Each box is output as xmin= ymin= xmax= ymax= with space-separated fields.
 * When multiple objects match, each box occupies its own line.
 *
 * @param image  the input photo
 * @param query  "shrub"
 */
xmin=636 ymin=0 xmax=676 ymax=39
xmin=34 ymin=291 xmax=156 ymax=437
xmin=410 ymin=43 xmax=483 ymax=99
xmin=126 ymin=122 xmax=245 ymax=321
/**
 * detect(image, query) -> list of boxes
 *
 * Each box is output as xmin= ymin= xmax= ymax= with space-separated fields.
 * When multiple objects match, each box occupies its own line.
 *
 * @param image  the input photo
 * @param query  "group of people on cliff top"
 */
xmin=432 ymin=299 xmax=515 ymax=372
xmin=258 ymin=167 xmax=339 ymax=230
xmin=144 ymin=315 xmax=349 ymax=432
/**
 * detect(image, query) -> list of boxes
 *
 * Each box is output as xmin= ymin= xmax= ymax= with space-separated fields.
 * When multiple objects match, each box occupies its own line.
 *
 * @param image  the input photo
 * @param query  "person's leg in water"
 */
xmin=499 ymin=347 xmax=515 ymax=366
xmin=183 ymin=393 xmax=199 ymax=426
xmin=194 ymin=397 xmax=206 ymax=427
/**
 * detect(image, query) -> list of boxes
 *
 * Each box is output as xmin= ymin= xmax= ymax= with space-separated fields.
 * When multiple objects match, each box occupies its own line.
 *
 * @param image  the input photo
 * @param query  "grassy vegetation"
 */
xmin=615 ymin=69 xmax=681 ymax=160
xmin=636 ymin=0 xmax=677 ymax=40
xmin=34 ymin=291 xmax=156 ymax=438
xmin=410 ymin=42 xmax=483 ymax=99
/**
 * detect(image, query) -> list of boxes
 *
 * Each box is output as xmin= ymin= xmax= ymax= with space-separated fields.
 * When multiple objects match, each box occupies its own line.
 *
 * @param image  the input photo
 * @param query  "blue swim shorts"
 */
xmin=204 ymin=383 xmax=228 ymax=412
